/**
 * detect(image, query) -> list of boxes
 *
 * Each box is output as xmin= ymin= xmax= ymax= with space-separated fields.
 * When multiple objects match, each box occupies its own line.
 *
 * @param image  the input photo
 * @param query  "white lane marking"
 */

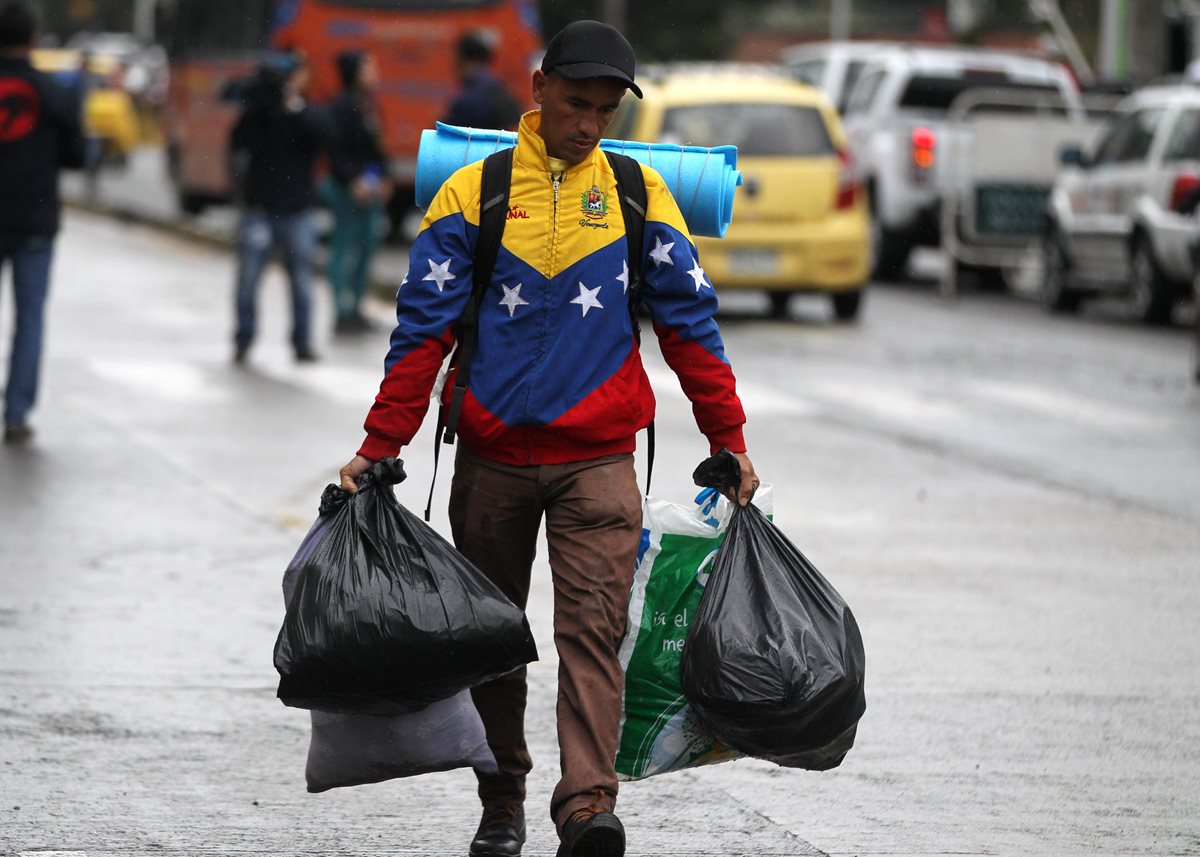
xmin=644 ymin=365 xmax=820 ymax=417
xmin=87 ymin=357 xmax=383 ymax=408
xmin=968 ymin=381 xmax=1158 ymax=432
xmin=801 ymin=378 xmax=966 ymax=426
xmin=88 ymin=359 xmax=233 ymax=403
xmin=253 ymin=361 xmax=383 ymax=406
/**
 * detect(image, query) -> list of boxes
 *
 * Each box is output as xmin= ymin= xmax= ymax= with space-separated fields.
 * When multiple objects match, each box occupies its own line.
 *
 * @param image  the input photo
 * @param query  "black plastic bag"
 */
xmin=273 ymin=457 xmax=538 ymax=715
xmin=679 ymin=451 xmax=866 ymax=770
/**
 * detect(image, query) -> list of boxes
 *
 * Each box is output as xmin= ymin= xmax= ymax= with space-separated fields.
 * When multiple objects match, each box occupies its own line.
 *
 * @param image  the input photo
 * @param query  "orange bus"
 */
xmin=157 ymin=0 xmax=541 ymax=215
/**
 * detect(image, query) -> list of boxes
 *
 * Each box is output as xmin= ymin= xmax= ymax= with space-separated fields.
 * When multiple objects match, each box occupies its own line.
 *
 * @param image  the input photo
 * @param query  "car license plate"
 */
xmin=975 ymin=184 xmax=1049 ymax=237
xmin=729 ymin=249 xmax=779 ymax=275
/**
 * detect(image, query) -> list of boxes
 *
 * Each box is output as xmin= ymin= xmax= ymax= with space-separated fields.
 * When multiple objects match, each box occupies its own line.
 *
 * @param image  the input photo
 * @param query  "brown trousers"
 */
xmin=448 ymin=448 xmax=642 ymax=830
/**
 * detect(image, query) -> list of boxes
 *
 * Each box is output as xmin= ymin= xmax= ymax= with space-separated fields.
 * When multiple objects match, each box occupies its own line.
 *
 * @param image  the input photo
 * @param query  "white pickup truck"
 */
xmin=839 ymin=45 xmax=1084 ymax=281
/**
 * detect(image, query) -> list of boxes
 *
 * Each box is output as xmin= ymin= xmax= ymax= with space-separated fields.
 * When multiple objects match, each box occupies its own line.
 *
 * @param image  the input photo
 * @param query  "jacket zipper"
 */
xmin=524 ymin=170 xmax=564 ymax=464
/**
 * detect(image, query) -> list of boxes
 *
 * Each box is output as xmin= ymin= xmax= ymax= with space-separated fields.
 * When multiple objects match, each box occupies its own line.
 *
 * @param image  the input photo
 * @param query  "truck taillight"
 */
xmin=835 ymin=147 xmax=858 ymax=209
xmin=911 ymin=126 xmax=936 ymax=178
xmin=1169 ymin=173 xmax=1200 ymax=212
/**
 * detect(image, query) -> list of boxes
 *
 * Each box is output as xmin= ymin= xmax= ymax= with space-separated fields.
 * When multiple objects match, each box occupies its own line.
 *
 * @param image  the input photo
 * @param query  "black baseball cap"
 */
xmin=540 ymin=20 xmax=642 ymax=99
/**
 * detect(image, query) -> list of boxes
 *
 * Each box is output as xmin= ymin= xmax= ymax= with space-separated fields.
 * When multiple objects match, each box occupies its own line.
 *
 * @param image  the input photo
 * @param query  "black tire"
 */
xmin=1129 ymin=235 xmax=1174 ymax=325
xmin=954 ymin=260 xmax=1007 ymax=291
xmin=768 ymin=290 xmax=792 ymax=319
xmin=1042 ymin=230 xmax=1083 ymax=313
xmin=178 ymin=191 xmax=207 ymax=216
xmin=870 ymin=219 xmax=911 ymax=281
xmin=831 ymin=289 xmax=863 ymax=321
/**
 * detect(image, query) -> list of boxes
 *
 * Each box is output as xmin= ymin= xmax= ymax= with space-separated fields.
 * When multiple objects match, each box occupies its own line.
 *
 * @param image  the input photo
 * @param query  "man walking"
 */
xmin=0 ymin=1 xmax=86 ymax=443
xmin=228 ymin=49 xmax=325 ymax=364
xmin=339 ymin=20 xmax=758 ymax=857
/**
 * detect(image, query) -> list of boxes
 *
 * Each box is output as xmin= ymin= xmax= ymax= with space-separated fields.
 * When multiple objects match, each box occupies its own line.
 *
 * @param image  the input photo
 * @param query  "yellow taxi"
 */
xmin=611 ymin=66 xmax=870 ymax=319
xmin=31 ymin=48 xmax=141 ymax=164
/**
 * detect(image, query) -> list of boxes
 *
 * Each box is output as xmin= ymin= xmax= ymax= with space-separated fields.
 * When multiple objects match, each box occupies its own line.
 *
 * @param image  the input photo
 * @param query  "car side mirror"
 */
xmin=1060 ymin=145 xmax=1087 ymax=168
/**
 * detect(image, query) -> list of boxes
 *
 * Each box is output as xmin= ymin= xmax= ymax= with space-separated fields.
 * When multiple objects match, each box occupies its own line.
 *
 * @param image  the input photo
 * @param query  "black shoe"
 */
xmin=294 ymin=348 xmax=320 ymax=363
xmin=233 ymin=345 xmax=250 ymax=365
xmin=469 ymin=804 xmax=525 ymax=857
xmin=3 ymin=423 xmax=33 ymax=444
xmin=556 ymin=806 xmax=624 ymax=857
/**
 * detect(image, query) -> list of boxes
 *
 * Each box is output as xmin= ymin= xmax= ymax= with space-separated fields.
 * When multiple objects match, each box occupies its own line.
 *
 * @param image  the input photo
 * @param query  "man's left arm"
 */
xmin=638 ymin=176 xmax=759 ymax=505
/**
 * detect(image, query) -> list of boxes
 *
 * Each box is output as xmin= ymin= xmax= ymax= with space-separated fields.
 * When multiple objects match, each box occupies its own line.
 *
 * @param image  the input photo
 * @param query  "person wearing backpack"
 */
xmin=338 ymin=20 xmax=758 ymax=857
xmin=0 ymin=1 xmax=87 ymax=443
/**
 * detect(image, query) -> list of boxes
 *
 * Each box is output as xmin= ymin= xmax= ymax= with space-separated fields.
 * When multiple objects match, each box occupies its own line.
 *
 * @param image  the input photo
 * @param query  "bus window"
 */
xmin=319 ymin=0 xmax=500 ymax=7
xmin=168 ymin=0 xmax=273 ymax=57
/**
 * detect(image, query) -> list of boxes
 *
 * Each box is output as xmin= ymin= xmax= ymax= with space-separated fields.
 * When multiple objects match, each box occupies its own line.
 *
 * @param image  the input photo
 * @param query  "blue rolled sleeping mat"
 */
xmin=415 ymin=122 xmax=743 ymax=239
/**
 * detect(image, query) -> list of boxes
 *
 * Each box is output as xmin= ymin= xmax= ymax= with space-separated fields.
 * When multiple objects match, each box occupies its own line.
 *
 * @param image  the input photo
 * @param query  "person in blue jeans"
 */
xmin=229 ymin=49 xmax=326 ymax=363
xmin=0 ymin=2 xmax=86 ymax=444
xmin=324 ymin=51 xmax=391 ymax=335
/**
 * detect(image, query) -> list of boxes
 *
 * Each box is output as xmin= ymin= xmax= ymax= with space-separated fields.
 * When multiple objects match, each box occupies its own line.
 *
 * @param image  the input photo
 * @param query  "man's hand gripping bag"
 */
xmin=273 ymin=457 xmax=537 ymax=716
xmin=680 ymin=451 xmax=866 ymax=770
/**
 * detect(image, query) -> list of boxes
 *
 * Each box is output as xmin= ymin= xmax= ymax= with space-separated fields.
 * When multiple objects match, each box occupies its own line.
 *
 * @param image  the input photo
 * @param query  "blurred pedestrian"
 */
xmin=323 ymin=50 xmax=390 ymax=335
xmin=442 ymin=30 xmax=521 ymax=131
xmin=338 ymin=19 xmax=759 ymax=857
xmin=229 ymin=48 xmax=325 ymax=364
xmin=0 ymin=1 xmax=87 ymax=444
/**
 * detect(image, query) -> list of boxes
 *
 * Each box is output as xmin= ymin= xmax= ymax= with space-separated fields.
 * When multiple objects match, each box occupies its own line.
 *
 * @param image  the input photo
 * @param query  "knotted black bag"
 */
xmin=274 ymin=458 xmax=537 ymax=715
xmin=680 ymin=451 xmax=866 ymax=770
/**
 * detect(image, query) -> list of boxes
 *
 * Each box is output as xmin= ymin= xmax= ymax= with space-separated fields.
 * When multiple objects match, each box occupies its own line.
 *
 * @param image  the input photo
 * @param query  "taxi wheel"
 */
xmin=831 ymin=290 xmax=863 ymax=322
xmin=869 ymin=215 xmax=911 ymax=281
xmin=768 ymin=291 xmax=793 ymax=319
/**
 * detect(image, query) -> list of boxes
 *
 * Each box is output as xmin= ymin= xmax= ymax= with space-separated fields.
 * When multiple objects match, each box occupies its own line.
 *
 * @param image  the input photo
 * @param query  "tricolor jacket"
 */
xmin=358 ymin=111 xmax=746 ymax=466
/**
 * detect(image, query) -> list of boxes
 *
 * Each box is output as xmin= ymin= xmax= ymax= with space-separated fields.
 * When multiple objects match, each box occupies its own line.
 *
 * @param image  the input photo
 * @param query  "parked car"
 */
xmin=778 ymin=39 xmax=908 ymax=115
xmin=31 ymin=48 xmax=141 ymax=165
xmin=838 ymin=44 xmax=1082 ymax=280
xmin=610 ymin=65 xmax=870 ymax=320
xmin=1044 ymin=84 xmax=1200 ymax=324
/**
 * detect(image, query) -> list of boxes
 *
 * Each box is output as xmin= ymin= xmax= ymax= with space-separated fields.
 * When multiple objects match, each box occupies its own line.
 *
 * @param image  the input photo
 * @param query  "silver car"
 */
xmin=1044 ymin=84 xmax=1200 ymax=323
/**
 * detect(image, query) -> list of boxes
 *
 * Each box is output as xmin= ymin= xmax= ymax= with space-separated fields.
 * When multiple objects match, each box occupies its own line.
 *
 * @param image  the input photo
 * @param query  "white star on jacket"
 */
xmin=650 ymin=236 xmax=675 ymax=268
xmin=616 ymin=260 xmax=629 ymax=293
xmin=571 ymin=282 xmax=604 ymax=317
xmin=423 ymin=258 xmax=455 ymax=292
xmin=686 ymin=257 xmax=710 ymax=291
xmin=499 ymin=283 xmax=528 ymax=317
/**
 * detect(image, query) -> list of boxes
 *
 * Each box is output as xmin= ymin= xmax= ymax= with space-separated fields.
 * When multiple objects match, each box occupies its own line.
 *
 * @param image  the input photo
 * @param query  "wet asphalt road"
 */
xmin=1 ymin=208 xmax=1198 ymax=856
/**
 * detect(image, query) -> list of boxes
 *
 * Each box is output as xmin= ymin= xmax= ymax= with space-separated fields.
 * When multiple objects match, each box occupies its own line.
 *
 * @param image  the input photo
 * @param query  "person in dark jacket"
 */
xmin=229 ymin=49 xmax=326 ymax=364
xmin=0 ymin=1 xmax=86 ymax=443
xmin=442 ymin=30 xmax=521 ymax=131
xmin=323 ymin=50 xmax=391 ymax=334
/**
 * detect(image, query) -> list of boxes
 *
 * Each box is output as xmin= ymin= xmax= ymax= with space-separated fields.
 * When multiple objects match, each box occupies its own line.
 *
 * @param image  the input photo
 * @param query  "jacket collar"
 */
xmin=515 ymin=110 xmax=603 ymax=178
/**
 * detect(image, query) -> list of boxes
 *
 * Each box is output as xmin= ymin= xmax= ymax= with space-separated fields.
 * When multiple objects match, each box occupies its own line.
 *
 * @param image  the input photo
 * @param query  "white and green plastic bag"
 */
xmin=615 ymin=485 xmax=772 ymax=780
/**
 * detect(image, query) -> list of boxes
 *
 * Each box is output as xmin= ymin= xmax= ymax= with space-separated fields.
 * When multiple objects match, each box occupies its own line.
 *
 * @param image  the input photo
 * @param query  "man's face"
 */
xmin=532 ymin=70 xmax=626 ymax=165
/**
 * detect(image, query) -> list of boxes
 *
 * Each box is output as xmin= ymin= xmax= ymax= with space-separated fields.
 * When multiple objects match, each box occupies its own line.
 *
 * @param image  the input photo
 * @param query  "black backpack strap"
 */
xmin=604 ymin=151 xmax=648 ymax=340
xmin=424 ymin=147 xmax=512 ymax=521
xmin=443 ymin=147 xmax=513 ymax=446
xmin=604 ymin=150 xmax=654 ymax=496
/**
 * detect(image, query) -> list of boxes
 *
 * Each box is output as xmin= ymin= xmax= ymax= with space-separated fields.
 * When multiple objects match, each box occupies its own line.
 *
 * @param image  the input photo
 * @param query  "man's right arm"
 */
xmin=344 ymin=165 xmax=484 ymax=487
